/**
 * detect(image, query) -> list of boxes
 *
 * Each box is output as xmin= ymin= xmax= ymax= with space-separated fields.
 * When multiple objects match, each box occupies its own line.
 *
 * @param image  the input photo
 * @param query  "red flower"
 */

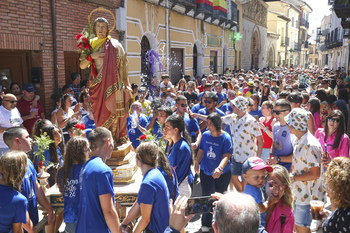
xmin=75 ymin=123 xmax=86 ymax=130
xmin=140 ymin=135 xmax=147 ymax=140
xmin=82 ymin=37 xmax=88 ymax=44
xmin=77 ymin=42 xmax=83 ymax=49
xmin=38 ymin=161 xmax=44 ymax=168
xmin=84 ymin=42 xmax=91 ymax=50
xmin=75 ymin=33 xmax=83 ymax=40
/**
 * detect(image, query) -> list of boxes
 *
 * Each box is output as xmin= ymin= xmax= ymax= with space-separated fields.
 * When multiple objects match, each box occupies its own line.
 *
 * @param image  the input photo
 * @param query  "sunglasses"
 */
xmin=272 ymin=109 xmax=288 ymax=115
xmin=267 ymin=180 xmax=285 ymax=191
xmin=204 ymin=100 xmax=213 ymax=104
xmin=4 ymin=100 xmax=18 ymax=104
xmin=328 ymin=118 xmax=341 ymax=123
xmin=179 ymin=104 xmax=187 ymax=107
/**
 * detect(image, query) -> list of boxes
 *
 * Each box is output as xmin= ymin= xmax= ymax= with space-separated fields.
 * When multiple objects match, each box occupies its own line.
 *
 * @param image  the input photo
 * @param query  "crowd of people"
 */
xmin=1 ymin=66 xmax=350 ymax=233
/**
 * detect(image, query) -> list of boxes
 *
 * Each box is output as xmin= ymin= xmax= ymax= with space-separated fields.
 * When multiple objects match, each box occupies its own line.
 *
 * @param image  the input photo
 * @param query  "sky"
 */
xmin=305 ymin=0 xmax=332 ymax=35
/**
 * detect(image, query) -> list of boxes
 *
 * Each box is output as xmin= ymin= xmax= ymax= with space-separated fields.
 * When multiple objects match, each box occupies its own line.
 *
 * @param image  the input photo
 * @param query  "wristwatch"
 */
xmin=277 ymin=156 xmax=281 ymax=162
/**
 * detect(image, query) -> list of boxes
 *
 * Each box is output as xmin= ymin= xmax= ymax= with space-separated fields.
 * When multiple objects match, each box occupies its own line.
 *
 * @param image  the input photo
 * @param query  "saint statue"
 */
xmin=80 ymin=17 xmax=131 ymax=145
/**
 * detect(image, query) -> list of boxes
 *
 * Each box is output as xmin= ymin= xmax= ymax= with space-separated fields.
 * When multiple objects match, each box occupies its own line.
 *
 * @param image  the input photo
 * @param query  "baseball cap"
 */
xmin=298 ymin=83 xmax=307 ymax=91
xmin=285 ymin=108 xmax=309 ymax=131
xmin=242 ymin=157 xmax=273 ymax=174
xmin=248 ymin=81 xmax=254 ymax=87
xmin=22 ymin=83 xmax=35 ymax=92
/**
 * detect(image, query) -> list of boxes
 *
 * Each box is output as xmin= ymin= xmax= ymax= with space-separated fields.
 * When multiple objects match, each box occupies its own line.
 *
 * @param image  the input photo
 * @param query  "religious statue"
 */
xmin=80 ymin=16 xmax=131 ymax=145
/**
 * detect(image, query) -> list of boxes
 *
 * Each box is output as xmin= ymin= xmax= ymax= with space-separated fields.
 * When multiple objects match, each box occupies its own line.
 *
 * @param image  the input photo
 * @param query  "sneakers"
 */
xmin=310 ymin=220 xmax=322 ymax=232
xmin=201 ymin=226 xmax=210 ymax=232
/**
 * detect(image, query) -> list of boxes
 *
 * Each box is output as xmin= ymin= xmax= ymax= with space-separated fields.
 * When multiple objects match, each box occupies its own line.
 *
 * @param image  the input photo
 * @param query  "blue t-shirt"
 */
xmin=197 ymin=92 xmax=204 ymax=102
xmin=168 ymin=138 xmax=193 ymax=184
xmin=191 ymin=103 xmax=205 ymax=113
xmin=183 ymin=113 xmax=200 ymax=136
xmin=219 ymin=103 xmax=233 ymax=115
xmin=0 ymin=184 xmax=28 ymax=232
xmin=81 ymin=115 xmax=96 ymax=139
xmin=21 ymin=159 xmax=38 ymax=226
xmin=272 ymin=123 xmax=293 ymax=171
xmin=137 ymin=168 xmax=170 ymax=233
xmin=243 ymin=184 xmax=267 ymax=228
xmin=216 ymin=92 xmax=227 ymax=104
xmin=148 ymin=114 xmax=163 ymax=140
xmin=158 ymin=166 xmax=179 ymax=201
xmin=199 ymin=131 xmax=232 ymax=176
xmin=61 ymin=164 xmax=84 ymax=223
xmin=198 ymin=108 xmax=225 ymax=133
xmin=76 ymin=156 xmax=115 ymax=233
xmin=249 ymin=107 xmax=263 ymax=119
xmin=127 ymin=114 xmax=148 ymax=148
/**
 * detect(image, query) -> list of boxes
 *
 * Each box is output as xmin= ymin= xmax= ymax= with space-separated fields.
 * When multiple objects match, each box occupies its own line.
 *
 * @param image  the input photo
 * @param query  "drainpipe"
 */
xmin=50 ymin=0 xmax=58 ymax=88
xmin=166 ymin=0 xmax=170 ymax=74
xmin=285 ymin=6 xmax=291 ymax=67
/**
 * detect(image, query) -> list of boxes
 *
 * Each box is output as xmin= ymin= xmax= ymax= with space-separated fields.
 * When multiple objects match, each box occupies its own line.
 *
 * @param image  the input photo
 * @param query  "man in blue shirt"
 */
xmin=76 ymin=127 xmax=121 ymax=233
xmin=4 ymin=127 xmax=54 ymax=232
xmin=215 ymin=83 xmax=227 ymax=108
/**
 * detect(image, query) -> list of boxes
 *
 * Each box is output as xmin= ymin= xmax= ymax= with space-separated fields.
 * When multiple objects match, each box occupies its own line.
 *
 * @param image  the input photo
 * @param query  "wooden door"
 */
xmin=0 ymin=51 xmax=28 ymax=91
xmin=170 ymin=48 xmax=184 ymax=85
xmin=210 ymin=51 xmax=217 ymax=73
xmin=64 ymin=52 xmax=86 ymax=85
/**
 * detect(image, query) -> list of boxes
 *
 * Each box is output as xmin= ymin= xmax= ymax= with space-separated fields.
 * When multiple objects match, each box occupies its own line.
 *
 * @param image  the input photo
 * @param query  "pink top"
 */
xmin=315 ymin=128 xmax=350 ymax=159
xmin=265 ymin=200 xmax=294 ymax=233
xmin=313 ymin=112 xmax=323 ymax=132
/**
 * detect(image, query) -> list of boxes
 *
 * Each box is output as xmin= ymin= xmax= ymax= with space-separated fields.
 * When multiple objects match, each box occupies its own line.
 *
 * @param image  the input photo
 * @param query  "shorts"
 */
xmin=231 ymin=158 xmax=243 ymax=176
xmin=65 ymin=222 xmax=77 ymax=233
xmin=293 ymin=203 xmax=312 ymax=227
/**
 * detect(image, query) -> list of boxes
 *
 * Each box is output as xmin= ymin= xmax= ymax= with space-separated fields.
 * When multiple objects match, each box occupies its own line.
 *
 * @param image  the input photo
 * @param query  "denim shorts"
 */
xmin=231 ymin=158 xmax=243 ymax=176
xmin=293 ymin=204 xmax=312 ymax=227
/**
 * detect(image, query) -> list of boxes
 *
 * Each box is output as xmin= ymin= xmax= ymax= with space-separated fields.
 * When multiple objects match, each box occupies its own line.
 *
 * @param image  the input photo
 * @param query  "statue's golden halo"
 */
xmin=88 ymin=7 xmax=116 ymax=34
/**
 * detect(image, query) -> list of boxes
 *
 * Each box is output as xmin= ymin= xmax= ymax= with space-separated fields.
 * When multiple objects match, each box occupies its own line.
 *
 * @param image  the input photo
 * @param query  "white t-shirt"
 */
xmin=0 ymin=105 xmax=23 ymax=148
xmin=160 ymin=81 xmax=173 ymax=90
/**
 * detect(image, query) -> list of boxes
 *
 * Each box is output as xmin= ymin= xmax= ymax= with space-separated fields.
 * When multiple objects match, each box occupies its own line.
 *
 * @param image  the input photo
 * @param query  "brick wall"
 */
xmin=0 ymin=0 xmax=121 ymax=117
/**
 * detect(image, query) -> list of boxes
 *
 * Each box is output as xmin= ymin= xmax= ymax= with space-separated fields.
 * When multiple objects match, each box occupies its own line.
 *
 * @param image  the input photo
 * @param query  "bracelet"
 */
xmin=217 ymin=167 xmax=223 ymax=172
xmin=264 ymin=128 xmax=268 ymax=132
xmin=195 ymin=163 xmax=200 ymax=166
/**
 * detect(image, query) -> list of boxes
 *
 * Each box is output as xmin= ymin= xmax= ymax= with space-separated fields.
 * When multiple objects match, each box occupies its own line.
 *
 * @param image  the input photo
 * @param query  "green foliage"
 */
xmin=34 ymin=132 xmax=54 ymax=163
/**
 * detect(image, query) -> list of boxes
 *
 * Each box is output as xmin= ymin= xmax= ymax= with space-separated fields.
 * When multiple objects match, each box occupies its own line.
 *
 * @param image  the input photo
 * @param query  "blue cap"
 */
xmin=22 ymin=83 xmax=35 ymax=92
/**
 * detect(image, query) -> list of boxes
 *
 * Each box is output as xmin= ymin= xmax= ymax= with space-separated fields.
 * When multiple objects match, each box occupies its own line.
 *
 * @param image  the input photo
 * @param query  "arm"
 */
xmin=133 ymin=203 xmax=153 ymax=233
xmin=268 ymin=154 xmax=293 ymax=165
xmin=212 ymin=152 xmax=231 ymax=179
xmin=30 ymin=95 xmax=40 ymax=108
xmin=256 ymin=135 xmax=263 ymax=158
xmin=40 ymin=112 xmax=46 ymax=120
xmin=56 ymin=109 xmax=70 ymax=128
xmin=146 ymin=111 xmax=158 ymax=130
xmin=80 ymin=51 xmax=105 ymax=69
xmin=191 ymin=130 xmax=202 ymax=150
xmin=308 ymin=112 xmax=315 ymax=135
xmin=35 ymin=181 xmax=54 ymax=225
xmin=22 ymin=211 xmax=35 ymax=233
xmin=122 ymin=201 xmax=141 ymax=226
xmin=99 ymin=193 xmax=121 ymax=233
xmin=194 ymin=149 xmax=204 ymax=174
xmin=12 ymin=223 xmax=24 ymax=233
xmin=21 ymin=112 xmax=37 ymax=121
xmin=293 ymin=166 xmax=320 ymax=182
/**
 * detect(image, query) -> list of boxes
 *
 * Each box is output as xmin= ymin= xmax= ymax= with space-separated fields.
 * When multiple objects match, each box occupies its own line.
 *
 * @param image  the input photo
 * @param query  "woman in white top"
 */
xmin=56 ymin=94 xmax=76 ymax=129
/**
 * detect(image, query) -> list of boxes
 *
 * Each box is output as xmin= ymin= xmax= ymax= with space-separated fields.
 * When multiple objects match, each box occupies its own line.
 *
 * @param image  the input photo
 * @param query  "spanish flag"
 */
xmin=213 ymin=0 xmax=227 ymax=13
xmin=196 ymin=0 xmax=214 ymax=6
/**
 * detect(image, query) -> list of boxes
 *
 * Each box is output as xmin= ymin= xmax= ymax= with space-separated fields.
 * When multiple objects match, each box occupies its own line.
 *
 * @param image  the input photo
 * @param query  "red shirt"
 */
xmin=17 ymin=98 xmax=44 ymax=135
xmin=198 ymin=85 xmax=205 ymax=93
xmin=260 ymin=117 xmax=274 ymax=149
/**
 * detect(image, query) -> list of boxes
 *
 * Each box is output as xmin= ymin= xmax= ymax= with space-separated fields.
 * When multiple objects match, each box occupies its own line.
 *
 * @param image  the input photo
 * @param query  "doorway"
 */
xmin=210 ymin=51 xmax=218 ymax=73
xmin=64 ymin=52 xmax=86 ymax=86
xmin=170 ymin=48 xmax=184 ymax=84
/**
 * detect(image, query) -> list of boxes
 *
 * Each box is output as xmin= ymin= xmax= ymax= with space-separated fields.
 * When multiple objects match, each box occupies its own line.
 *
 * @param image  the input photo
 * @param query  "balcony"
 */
xmin=333 ymin=0 xmax=350 ymax=19
xmin=304 ymin=41 xmax=309 ymax=49
xmin=294 ymin=42 xmax=301 ymax=51
xmin=344 ymin=28 xmax=350 ymax=38
xmin=317 ymin=27 xmax=322 ymax=35
xmin=170 ymin=0 xmax=196 ymax=15
xmin=226 ymin=1 xmax=238 ymax=29
xmin=194 ymin=0 xmax=214 ymax=21
xmin=300 ymin=18 xmax=309 ymax=29
xmin=341 ymin=17 xmax=350 ymax=29
xmin=281 ymin=37 xmax=290 ymax=46
xmin=325 ymin=28 xmax=343 ymax=49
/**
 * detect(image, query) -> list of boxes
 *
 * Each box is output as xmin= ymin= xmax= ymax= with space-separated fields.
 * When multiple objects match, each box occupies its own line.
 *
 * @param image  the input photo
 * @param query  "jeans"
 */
xmin=200 ymin=170 xmax=231 ymax=227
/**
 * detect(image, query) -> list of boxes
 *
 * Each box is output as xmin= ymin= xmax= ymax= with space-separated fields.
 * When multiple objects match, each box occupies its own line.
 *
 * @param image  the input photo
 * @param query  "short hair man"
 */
xmin=16 ymin=83 xmax=45 ymax=135
xmin=198 ymin=92 xmax=225 ymax=133
xmin=70 ymin=72 xmax=81 ymax=100
xmin=0 ymin=94 xmax=23 ymax=154
xmin=184 ymin=81 xmax=198 ymax=108
xmin=285 ymin=108 xmax=324 ymax=233
xmin=3 ymin=126 xmax=54 ymax=232
xmin=166 ymin=192 xmax=261 ymax=233
xmin=76 ymin=127 xmax=121 ymax=233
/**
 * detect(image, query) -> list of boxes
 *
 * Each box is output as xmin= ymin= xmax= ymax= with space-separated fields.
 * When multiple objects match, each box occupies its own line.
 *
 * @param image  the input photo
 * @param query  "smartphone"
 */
xmin=324 ymin=144 xmax=327 ymax=159
xmin=185 ymin=196 xmax=215 ymax=215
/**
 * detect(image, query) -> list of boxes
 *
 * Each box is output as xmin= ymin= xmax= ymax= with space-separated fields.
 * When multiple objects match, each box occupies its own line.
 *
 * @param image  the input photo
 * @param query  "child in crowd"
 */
xmin=242 ymin=157 xmax=273 ymax=229
xmin=0 ymin=151 xmax=28 ymax=233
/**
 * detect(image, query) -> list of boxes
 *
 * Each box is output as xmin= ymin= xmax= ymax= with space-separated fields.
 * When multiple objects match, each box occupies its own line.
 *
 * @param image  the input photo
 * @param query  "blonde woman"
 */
xmin=265 ymin=165 xmax=294 ymax=233
xmin=0 ymin=151 xmax=28 ymax=233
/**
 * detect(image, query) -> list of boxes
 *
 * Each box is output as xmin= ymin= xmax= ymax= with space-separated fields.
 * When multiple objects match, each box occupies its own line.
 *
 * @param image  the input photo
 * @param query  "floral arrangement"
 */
xmin=138 ymin=129 xmax=167 ymax=154
xmin=34 ymin=132 xmax=54 ymax=168
xmin=75 ymin=123 xmax=86 ymax=136
xmin=75 ymin=22 xmax=98 ymax=77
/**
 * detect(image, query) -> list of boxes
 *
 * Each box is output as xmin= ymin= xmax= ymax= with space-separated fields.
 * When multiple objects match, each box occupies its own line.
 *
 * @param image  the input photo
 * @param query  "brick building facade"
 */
xmin=0 ymin=0 xmax=121 ymax=117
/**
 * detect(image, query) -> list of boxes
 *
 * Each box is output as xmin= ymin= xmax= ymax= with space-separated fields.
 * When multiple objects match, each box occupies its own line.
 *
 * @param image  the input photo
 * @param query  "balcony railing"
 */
xmin=294 ymin=42 xmax=301 ymax=51
xmin=300 ymin=18 xmax=309 ymax=29
xmin=325 ymin=28 xmax=343 ymax=49
xmin=281 ymin=37 xmax=290 ymax=46
xmin=333 ymin=0 xmax=350 ymax=19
